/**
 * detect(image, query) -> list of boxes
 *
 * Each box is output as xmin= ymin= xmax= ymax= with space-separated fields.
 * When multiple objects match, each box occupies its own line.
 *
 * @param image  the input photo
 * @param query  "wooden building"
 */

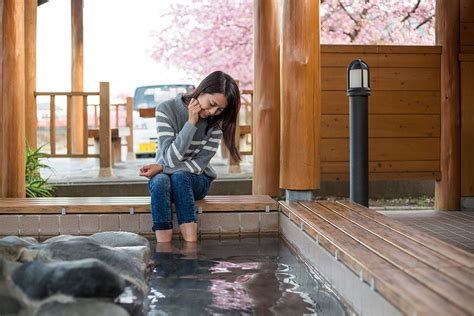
xmin=0 ymin=0 xmax=472 ymax=211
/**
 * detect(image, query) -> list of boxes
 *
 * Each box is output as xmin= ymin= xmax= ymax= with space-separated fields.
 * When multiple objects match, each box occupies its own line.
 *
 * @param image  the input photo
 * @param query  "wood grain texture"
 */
xmin=435 ymin=0 xmax=461 ymax=210
xmin=99 ymin=82 xmax=112 ymax=176
xmin=0 ymin=195 xmax=278 ymax=214
xmin=280 ymin=0 xmax=320 ymax=190
xmin=126 ymin=97 xmax=134 ymax=156
xmin=339 ymin=200 xmax=474 ymax=268
xmin=1 ymin=0 xmax=26 ymax=197
xmin=24 ymin=0 xmax=36 ymax=149
xmin=461 ymin=61 xmax=474 ymax=196
xmin=321 ymin=114 xmax=440 ymax=138
xmin=321 ymin=138 xmax=440 ymax=162
xmin=279 ymin=201 xmax=469 ymax=315
xmin=253 ymin=0 xmax=281 ymax=196
xmin=70 ymin=0 xmax=84 ymax=154
xmin=321 ymin=91 xmax=440 ymax=114
xmin=321 ymin=67 xmax=440 ymax=91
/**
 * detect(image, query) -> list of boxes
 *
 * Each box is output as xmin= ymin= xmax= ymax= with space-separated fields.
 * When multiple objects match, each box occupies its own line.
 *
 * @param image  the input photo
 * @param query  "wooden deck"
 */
xmin=280 ymin=200 xmax=474 ymax=316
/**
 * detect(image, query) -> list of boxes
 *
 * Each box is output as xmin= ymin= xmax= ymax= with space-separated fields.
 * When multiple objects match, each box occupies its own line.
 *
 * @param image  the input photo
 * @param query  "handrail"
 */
xmin=34 ymin=82 xmax=114 ymax=176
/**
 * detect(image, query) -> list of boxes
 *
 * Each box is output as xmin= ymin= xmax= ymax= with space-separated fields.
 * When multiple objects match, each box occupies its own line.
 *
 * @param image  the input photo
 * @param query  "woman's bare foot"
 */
xmin=180 ymin=222 xmax=198 ymax=242
xmin=181 ymin=241 xmax=198 ymax=259
xmin=155 ymin=242 xmax=173 ymax=253
xmin=155 ymin=229 xmax=173 ymax=243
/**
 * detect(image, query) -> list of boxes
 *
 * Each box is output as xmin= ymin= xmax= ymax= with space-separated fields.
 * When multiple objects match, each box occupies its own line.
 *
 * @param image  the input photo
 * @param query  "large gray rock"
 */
xmin=0 ymin=236 xmax=34 ymax=261
xmin=12 ymin=259 xmax=125 ymax=299
xmin=0 ymin=295 xmax=22 ymax=315
xmin=34 ymin=240 xmax=148 ymax=293
xmin=116 ymin=246 xmax=151 ymax=264
xmin=42 ymin=235 xmax=97 ymax=244
xmin=0 ymin=258 xmax=25 ymax=315
xmin=34 ymin=300 xmax=129 ymax=316
xmin=91 ymin=232 xmax=150 ymax=248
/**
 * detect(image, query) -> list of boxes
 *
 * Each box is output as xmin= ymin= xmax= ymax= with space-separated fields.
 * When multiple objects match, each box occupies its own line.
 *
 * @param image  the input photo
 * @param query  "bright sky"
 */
xmin=37 ymin=0 xmax=189 ymax=102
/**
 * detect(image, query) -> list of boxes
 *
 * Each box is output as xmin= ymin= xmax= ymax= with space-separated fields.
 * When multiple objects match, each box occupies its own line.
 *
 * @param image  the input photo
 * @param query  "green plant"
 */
xmin=25 ymin=144 xmax=55 ymax=197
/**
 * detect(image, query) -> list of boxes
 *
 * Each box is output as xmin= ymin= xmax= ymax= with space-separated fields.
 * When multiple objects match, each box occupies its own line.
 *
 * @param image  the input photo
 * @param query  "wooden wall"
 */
xmin=460 ymin=0 xmax=474 ymax=198
xmin=461 ymin=0 xmax=474 ymax=53
xmin=319 ymin=45 xmax=441 ymax=181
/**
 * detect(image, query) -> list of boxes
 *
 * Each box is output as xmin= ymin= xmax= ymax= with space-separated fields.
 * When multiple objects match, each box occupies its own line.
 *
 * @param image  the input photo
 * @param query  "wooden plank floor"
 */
xmin=280 ymin=200 xmax=474 ymax=316
xmin=0 ymin=195 xmax=278 ymax=214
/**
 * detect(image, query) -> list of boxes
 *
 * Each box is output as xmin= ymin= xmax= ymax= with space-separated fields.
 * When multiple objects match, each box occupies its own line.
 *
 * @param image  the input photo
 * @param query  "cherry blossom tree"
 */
xmin=150 ymin=0 xmax=253 ymax=86
xmin=150 ymin=0 xmax=435 ymax=87
xmin=320 ymin=0 xmax=435 ymax=44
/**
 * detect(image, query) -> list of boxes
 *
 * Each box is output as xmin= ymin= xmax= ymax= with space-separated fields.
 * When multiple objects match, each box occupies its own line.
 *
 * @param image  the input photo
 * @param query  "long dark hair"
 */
xmin=182 ymin=71 xmax=241 ymax=161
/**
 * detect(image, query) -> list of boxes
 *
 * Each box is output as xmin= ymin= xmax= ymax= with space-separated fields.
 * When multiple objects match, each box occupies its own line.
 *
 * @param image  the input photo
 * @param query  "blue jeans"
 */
xmin=148 ymin=171 xmax=212 ymax=231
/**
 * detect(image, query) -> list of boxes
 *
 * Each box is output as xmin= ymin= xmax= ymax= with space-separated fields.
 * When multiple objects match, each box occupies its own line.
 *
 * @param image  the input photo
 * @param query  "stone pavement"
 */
xmin=40 ymin=151 xmax=253 ymax=184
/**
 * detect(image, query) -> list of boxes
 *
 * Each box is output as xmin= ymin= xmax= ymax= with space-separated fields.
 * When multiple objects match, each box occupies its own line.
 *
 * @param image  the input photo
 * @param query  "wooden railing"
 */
xmin=35 ymin=82 xmax=115 ymax=176
xmin=88 ymin=97 xmax=134 ymax=160
xmin=226 ymin=89 xmax=254 ymax=173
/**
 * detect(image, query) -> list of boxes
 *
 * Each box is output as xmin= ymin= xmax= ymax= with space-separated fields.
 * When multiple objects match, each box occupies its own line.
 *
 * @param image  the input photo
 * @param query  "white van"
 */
xmin=133 ymin=83 xmax=195 ymax=158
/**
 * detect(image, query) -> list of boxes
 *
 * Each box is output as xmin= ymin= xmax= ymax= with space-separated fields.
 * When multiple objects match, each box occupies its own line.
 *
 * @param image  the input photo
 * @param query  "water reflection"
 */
xmin=147 ymin=237 xmax=350 ymax=316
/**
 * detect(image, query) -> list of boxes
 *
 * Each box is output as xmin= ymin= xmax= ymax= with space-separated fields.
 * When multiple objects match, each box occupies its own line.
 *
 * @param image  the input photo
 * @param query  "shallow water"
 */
xmin=147 ymin=237 xmax=352 ymax=315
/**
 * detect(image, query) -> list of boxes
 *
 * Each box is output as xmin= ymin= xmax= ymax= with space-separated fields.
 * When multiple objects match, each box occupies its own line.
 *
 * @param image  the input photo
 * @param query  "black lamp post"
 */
xmin=347 ymin=59 xmax=370 ymax=207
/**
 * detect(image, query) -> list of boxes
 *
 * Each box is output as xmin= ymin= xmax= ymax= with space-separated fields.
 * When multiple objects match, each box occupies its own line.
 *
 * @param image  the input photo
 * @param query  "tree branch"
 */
xmin=401 ymin=0 xmax=421 ymax=22
xmin=416 ymin=15 xmax=433 ymax=29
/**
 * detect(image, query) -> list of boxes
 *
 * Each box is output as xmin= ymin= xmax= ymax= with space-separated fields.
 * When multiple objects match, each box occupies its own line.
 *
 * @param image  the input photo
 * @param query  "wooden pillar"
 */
xmin=24 ymin=0 xmax=36 ymax=149
xmin=435 ymin=0 xmax=461 ymax=210
xmin=99 ymin=82 xmax=113 ymax=177
xmin=126 ymin=97 xmax=135 ymax=160
xmin=71 ymin=0 xmax=84 ymax=154
xmin=280 ymin=0 xmax=321 ymax=192
xmin=253 ymin=0 xmax=281 ymax=196
xmin=0 ymin=0 xmax=26 ymax=197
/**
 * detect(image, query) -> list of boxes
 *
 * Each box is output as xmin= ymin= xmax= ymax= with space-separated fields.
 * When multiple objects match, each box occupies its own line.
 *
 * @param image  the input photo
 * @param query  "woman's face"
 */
xmin=196 ymin=93 xmax=228 ymax=118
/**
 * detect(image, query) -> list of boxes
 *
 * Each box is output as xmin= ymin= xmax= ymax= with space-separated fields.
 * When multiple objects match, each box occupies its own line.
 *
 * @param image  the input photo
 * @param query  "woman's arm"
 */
xmin=163 ymin=129 xmax=223 ymax=174
xmin=155 ymin=104 xmax=197 ymax=167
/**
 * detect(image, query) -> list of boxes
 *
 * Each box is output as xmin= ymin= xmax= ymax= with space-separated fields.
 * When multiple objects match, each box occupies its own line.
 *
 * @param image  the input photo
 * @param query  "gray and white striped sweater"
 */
xmin=154 ymin=94 xmax=222 ymax=179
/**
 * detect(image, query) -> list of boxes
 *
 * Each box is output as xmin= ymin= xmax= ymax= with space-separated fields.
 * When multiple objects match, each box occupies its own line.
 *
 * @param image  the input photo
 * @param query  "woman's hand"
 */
xmin=139 ymin=164 xmax=163 ymax=179
xmin=188 ymin=98 xmax=201 ymax=125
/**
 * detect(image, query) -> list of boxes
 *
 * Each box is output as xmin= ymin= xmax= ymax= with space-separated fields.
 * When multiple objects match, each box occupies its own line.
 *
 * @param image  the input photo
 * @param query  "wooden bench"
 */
xmin=0 ymin=195 xmax=277 ymax=215
xmin=88 ymin=127 xmax=130 ymax=163
xmin=280 ymin=200 xmax=474 ymax=316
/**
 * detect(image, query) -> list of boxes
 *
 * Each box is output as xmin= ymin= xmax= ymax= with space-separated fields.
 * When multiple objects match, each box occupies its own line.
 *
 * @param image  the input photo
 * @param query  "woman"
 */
xmin=139 ymin=71 xmax=241 ymax=243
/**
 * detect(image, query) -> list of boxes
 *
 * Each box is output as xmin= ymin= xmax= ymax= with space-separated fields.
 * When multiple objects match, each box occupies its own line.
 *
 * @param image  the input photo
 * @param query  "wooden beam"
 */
xmin=71 ymin=0 xmax=84 ymax=154
xmin=126 ymin=97 xmax=134 ymax=160
xmin=1 ymin=0 xmax=26 ymax=197
xmin=280 ymin=0 xmax=320 ymax=190
xmin=99 ymin=82 xmax=113 ymax=177
xmin=24 ymin=0 xmax=36 ymax=149
xmin=435 ymin=0 xmax=461 ymax=210
xmin=253 ymin=0 xmax=281 ymax=196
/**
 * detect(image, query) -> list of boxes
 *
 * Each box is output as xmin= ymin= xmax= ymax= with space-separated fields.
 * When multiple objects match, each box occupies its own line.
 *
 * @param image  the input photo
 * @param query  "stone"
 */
xmin=34 ymin=239 xmax=148 ymax=293
xmin=116 ymin=246 xmax=151 ymax=264
xmin=34 ymin=300 xmax=129 ymax=316
xmin=21 ymin=236 xmax=39 ymax=244
xmin=90 ymin=232 xmax=150 ymax=248
xmin=0 ymin=295 xmax=22 ymax=315
xmin=42 ymin=235 xmax=96 ymax=244
xmin=12 ymin=259 xmax=125 ymax=300
xmin=0 ymin=237 xmax=33 ymax=261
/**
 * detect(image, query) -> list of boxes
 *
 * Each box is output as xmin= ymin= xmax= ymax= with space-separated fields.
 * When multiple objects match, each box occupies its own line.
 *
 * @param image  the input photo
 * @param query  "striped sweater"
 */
xmin=154 ymin=94 xmax=222 ymax=179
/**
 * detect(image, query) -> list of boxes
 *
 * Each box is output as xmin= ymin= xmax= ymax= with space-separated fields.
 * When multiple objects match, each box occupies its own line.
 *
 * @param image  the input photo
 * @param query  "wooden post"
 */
xmin=0 ymin=0 xmax=26 ymax=197
xmin=71 ymin=0 xmax=84 ymax=154
xmin=229 ymin=123 xmax=241 ymax=173
xmin=280 ymin=0 xmax=321 ymax=194
xmin=126 ymin=97 xmax=135 ymax=160
xmin=253 ymin=0 xmax=281 ymax=196
xmin=99 ymin=82 xmax=113 ymax=177
xmin=24 ymin=0 xmax=36 ymax=149
xmin=435 ymin=0 xmax=461 ymax=210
